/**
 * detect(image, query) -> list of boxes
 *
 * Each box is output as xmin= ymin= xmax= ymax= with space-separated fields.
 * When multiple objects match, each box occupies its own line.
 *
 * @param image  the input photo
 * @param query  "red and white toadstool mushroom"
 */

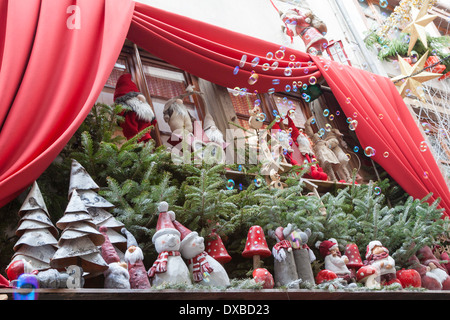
xmin=315 ymin=269 xmax=338 ymax=284
xmin=242 ymin=225 xmax=271 ymax=270
xmin=344 ymin=243 xmax=364 ymax=280
xmin=205 ymin=230 xmax=232 ymax=265
xmin=356 ymin=265 xmax=380 ymax=289
xmin=252 ymin=268 xmax=274 ymax=289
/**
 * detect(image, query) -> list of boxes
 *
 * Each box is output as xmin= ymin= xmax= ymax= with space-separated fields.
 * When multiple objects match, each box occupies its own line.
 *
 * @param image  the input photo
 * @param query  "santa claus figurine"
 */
xmin=364 ymin=240 xmax=400 ymax=286
xmin=121 ymin=227 xmax=151 ymax=289
xmin=286 ymin=115 xmax=327 ymax=181
xmin=114 ymin=73 xmax=156 ymax=143
xmin=279 ymin=7 xmax=328 ymax=54
xmin=409 ymin=245 xmax=450 ymax=290
xmin=316 ymin=239 xmax=352 ymax=282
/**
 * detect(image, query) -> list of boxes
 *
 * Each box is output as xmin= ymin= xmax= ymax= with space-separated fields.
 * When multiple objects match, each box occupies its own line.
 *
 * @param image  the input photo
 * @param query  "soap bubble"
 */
xmin=419 ymin=141 xmax=428 ymax=152
xmin=353 ymin=146 xmax=359 ymax=152
xmin=233 ymin=66 xmax=239 ymax=75
xmin=323 ymin=109 xmax=330 ymax=117
xmin=271 ymin=61 xmax=279 ymax=70
xmin=383 ymin=151 xmax=389 ymax=158
xmin=262 ymin=63 xmax=270 ymax=71
xmin=309 ymin=76 xmax=317 ymax=85
xmin=248 ymin=73 xmax=259 ymax=85
xmin=251 ymin=57 xmax=260 ymax=67
xmin=289 ymin=54 xmax=296 ymax=61
xmin=272 ymin=79 xmax=280 ymax=85
xmin=239 ymin=55 xmax=247 ymax=68
xmin=226 ymin=179 xmax=235 ymax=190
xmin=254 ymin=178 xmax=263 ymax=187
xmin=374 ymin=187 xmax=382 ymax=195
xmin=266 ymin=52 xmax=274 ymax=60
xmin=275 ymin=50 xmax=285 ymax=60
xmin=349 ymin=120 xmax=358 ymax=131
xmin=364 ymin=146 xmax=376 ymax=157
xmin=421 ymin=122 xmax=431 ymax=133
xmin=284 ymin=68 xmax=292 ymax=76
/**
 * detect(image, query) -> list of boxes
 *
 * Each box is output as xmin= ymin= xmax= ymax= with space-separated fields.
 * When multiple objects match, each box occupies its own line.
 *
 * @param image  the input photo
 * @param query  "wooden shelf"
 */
xmin=1 ymin=288 xmax=449 ymax=300
xmin=225 ymin=169 xmax=356 ymax=194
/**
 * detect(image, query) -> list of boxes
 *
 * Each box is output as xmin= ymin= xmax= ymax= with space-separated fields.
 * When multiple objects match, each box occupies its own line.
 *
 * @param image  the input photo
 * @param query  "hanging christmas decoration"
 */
xmin=391 ymin=51 xmax=442 ymax=101
xmin=401 ymin=0 xmax=437 ymax=55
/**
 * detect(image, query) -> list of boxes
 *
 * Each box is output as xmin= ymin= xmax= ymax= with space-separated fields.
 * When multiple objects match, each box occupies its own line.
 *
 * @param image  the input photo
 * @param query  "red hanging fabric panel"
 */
xmin=0 ymin=0 xmax=135 ymax=208
xmin=310 ymin=56 xmax=450 ymax=215
xmin=128 ymin=2 xmax=320 ymax=94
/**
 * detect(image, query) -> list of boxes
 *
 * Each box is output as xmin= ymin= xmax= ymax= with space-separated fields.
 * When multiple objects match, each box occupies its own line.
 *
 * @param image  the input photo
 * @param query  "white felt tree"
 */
xmin=7 ymin=182 xmax=59 ymax=272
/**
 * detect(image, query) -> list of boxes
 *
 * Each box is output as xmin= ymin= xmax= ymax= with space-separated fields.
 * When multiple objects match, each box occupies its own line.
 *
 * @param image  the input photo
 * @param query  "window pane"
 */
xmin=228 ymin=89 xmax=260 ymax=117
xmin=97 ymin=57 xmax=128 ymax=105
xmin=273 ymin=95 xmax=307 ymax=129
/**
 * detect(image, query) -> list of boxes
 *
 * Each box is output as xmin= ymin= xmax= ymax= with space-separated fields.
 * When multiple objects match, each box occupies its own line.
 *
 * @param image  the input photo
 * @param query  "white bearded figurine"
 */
xmin=147 ymin=202 xmax=192 ymax=287
xmin=317 ymin=239 xmax=352 ymax=282
xmin=121 ymin=227 xmax=151 ymax=289
xmin=163 ymin=85 xmax=201 ymax=134
xmin=171 ymin=211 xmax=230 ymax=287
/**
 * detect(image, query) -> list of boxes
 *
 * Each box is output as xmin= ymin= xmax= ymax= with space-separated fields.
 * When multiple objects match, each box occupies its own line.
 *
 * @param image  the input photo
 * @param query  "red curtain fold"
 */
xmin=310 ymin=56 xmax=450 ymax=215
xmin=128 ymin=2 xmax=321 ymax=94
xmin=128 ymin=3 xmax=449 ymax=216
xmin=0 ymin=0 xmax=135 ymax=208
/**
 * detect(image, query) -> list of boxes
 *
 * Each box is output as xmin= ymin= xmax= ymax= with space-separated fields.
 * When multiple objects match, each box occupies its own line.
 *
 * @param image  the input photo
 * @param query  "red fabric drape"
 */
xmin=128 ymin=3 xmax=450 ymax=215
xmin=0 ymin=0 xmax=135 ymax=207
xmin=310 ymin=56 xmax=450 ymax=215
xmin=128 ymin=2 xmax=320 ymax=94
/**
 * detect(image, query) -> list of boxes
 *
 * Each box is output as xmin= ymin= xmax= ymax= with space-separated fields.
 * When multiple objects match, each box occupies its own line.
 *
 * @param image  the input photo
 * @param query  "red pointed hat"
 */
xmin=99 ymin=226 xmax=121 ymax=265
xmin=318 ymin=240 xmax=338 ymax=258
xmin=286 ymin=115 xmax=300 ymax=144
xmin=152 ymin=202 xmax=180 ymax=243
xmin=170 ymin=211 xmax=199 ymax=250
xmin=114 ymin=73 xmax=140 ymax=102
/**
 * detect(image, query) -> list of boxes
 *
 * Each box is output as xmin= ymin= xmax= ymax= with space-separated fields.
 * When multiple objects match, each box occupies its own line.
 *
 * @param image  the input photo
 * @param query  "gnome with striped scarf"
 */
xmin=147 ymin=202 xmax=191 ymax=287
xmin=171 ymin=211 xmax=230 ymax=287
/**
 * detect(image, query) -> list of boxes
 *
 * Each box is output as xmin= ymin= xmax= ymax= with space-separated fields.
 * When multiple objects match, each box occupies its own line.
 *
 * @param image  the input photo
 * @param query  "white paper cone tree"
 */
xmin=8 ymin=182 xmax=59 ymax=271
xmin=50 ymin=190 xmax=108 ymax=275
xmin=69 ymin=159 xmax=127 ymax=256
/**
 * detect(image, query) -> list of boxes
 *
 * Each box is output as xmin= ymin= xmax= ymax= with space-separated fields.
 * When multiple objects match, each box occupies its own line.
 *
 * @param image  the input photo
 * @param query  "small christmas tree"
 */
xmin=69 ymin=159 xmax=127 ymax=258
xmin=50 ymin=190 xmax=108 ymax=277
xmin=7 ymin=182 xmax=59 ymax=271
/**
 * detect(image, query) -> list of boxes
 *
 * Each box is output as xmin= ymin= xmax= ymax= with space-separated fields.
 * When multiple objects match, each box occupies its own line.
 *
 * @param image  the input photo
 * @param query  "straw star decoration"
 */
xmin=402 ymin=0 xmax=437 ymax=55
xmin=391 ymin=51 xmax=442 ymax=101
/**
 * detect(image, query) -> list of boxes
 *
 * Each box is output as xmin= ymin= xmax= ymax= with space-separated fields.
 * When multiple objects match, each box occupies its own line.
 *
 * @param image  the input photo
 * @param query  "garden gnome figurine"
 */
xmin=148 ymin=202 xmax=191 ymax=286
xmin=316 ymin=239 xmax=351 ymax=282
xmin=415 ymin=245 xmax=450 ymax=290
xmin=121 ymin=227 xmax=151 ymax=289
xmin=114 ymin=73 xmax=156 ymax=143
xmin=171 ymin=212 xmax=230 ymax=287
xmin=289 ymin=227 xmax=316 ymax=285
xmin=268 ymin=224 xmax=299 ymax=288
xmin=364 ymin=240 xmax=400 ymax=286
xmin=100 ymin=226 xmax=130 ymax=289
